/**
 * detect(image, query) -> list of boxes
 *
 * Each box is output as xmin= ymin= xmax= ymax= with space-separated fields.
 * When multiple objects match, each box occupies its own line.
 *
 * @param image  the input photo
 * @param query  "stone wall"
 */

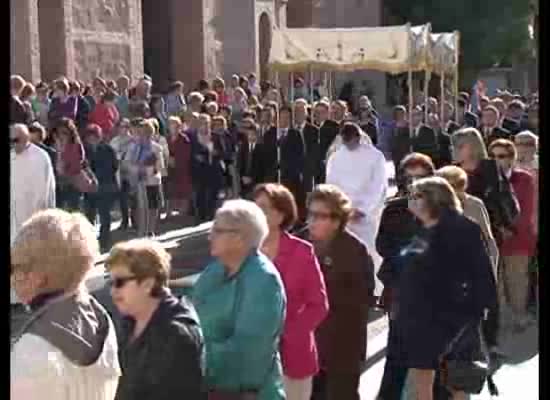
xmin=11 ymin=0 xmax=41 ymax=82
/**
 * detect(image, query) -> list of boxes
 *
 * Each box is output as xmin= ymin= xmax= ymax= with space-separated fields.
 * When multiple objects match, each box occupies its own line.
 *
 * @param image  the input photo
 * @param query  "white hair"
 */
xmin=188 ymin=91 xmax=205 ymax=103
xmin=215 ymin=199 xmax=269 ymax=249
xmin=515 ymin=130 xmax=538 ymax=149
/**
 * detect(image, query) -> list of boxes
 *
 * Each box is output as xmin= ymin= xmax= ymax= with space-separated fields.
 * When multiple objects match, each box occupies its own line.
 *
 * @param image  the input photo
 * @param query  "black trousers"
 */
xmin=195 ymin=184 xmax=219 ymax=223
xmin=119 ymin=180 xmax=132 ymax=228
xmin=377 ymin=318 xmax=408 ymax=400
xmin=312 ymin=370 xmax=361 ymax=400
xmin=84 ymin=191 xmax=116 ymax=250
xmin=57 ymin=184 xmax=81 ymax=211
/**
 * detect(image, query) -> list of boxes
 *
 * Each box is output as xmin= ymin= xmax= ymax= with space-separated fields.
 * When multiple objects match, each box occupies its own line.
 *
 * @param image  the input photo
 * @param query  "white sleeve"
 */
xmin=11 ymin=335 xmax=63 ymax=400
xmin=362 ymin=149 xmax=388 ymax=218
xmin=44 ymin=155 xmax=56 ymax=209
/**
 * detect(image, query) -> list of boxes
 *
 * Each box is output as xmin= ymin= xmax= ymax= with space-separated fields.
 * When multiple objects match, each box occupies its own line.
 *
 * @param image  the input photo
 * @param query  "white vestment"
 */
xmin=11 ymin=144 xmax=56 ymax=304
xmin=11 ymin=144 xmax=56 ymax=242
xmin=326 ymin=142 xmax=387 ymax=295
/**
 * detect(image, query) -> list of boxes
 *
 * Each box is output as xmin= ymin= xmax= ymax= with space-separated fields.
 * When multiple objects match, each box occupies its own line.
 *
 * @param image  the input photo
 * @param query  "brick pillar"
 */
xmin=11 ymin=0 xmax=41 ymax=82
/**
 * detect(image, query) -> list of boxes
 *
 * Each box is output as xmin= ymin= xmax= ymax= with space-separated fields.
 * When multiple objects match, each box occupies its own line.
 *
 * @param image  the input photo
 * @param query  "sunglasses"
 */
xmin=491 ymin=153 xmax=512 ymax=160
xmin=110 ymin=275 xmax=139 ymax=289
xmin=307 ymin=210 xmax=334 ymax=221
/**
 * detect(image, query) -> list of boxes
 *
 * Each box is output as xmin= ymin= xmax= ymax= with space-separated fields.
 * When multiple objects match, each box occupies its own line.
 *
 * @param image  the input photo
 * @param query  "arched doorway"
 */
xmin=259 ymin=13 xmax=272 ymax=83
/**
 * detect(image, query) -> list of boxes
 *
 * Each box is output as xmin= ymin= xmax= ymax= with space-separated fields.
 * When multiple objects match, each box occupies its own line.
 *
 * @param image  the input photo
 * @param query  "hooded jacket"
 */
xmin=10 ymin=290 xmax=121 ymax=400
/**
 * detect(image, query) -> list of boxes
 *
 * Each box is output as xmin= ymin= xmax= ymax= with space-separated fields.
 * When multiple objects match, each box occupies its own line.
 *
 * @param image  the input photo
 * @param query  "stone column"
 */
xmin=11 ymin=0 xmax=41 ymax=82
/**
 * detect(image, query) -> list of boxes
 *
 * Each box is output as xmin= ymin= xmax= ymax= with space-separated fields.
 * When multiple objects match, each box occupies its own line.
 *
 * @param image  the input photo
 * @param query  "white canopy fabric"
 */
xmin=269 ymin=24 xmax=414 ymax=74
xmin=430 ymin=31 xmax=460 ymax=74
xmin=410 ymin=24 xmax=433 ymax=72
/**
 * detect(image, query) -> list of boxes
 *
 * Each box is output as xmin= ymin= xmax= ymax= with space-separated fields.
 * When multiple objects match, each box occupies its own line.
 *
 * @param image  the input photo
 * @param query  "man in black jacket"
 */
xmin=315 ymin=100 xmax=340 ymax=183
xmin=480 ymin=105 xmax=512 ymax=145
xmin=457 ymin=96 xmax=479 ymax=128
xmin=28 ymin=122 xmax=57 ymax=171
xmin=294 ymin=99 xmax=320 ymax=220
xmin=237 ymin=119 xmax=265 ymax=198
xmin=442 ymin=102 xmax=461 ymax=135
xmin=502 ymin=99 xmax=526 ymax=134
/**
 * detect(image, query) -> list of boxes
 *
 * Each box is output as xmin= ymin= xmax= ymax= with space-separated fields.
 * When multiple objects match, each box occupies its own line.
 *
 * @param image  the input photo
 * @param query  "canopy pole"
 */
xmin=424 ymin=70 xmax=430 ymax=122
xmin=408 ymin=70 xmax=413 ymax=137
xmin=440 ymin=71 xmax=445 ymax=126
xmin=309 ymin=67 xmax=314 ymax=104
xmin=275 ymin=71 xmax=281 ymax=183
xmin=290 ymin=72 xmax=295 ymax=104
xmin=454 ymin=32 xmax=461 ymax=123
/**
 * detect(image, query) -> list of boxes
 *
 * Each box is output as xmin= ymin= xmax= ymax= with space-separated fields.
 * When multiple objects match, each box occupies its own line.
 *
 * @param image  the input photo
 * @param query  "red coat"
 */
xmin=274 ymin=232 xmax=329 ymax=379
xmin=500 ymin=168 xmax=536 ymax=256
xmin=89 ymin=103 xmax=120 ymax=142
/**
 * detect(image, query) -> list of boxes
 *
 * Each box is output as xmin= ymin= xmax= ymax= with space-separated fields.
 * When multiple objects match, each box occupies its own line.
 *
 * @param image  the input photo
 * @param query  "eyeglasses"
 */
xmin=491 ymin=153 xmax=512 ymax=160
xmin=211 ymin=226 xmax=239 ymax=236
xmin=307 ymin=210 xmax=335 ymax=221
xmin=109 ymin=275 xmax=139 ymax=289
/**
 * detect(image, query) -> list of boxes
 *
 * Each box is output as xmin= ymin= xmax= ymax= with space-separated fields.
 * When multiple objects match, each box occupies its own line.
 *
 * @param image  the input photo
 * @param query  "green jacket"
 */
xmin=192 ymin=251 xmax=286 ymax=400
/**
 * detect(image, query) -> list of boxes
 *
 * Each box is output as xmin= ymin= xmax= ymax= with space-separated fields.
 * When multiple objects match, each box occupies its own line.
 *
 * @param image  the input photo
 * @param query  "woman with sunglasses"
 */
xmin=106 ymin=238 xmax=206 ymax=400
xmin=305 ymin=184 xmax=375 ymax=400
xmin=392 ymin=177 xmax=496 ymax=400
xmin=192 ymin=200 xmax=287 ymax=399
xmin=253 ymin=183 xmax=329 ymax=400
xmin=488 ymin=139 xmax=537 ymax=332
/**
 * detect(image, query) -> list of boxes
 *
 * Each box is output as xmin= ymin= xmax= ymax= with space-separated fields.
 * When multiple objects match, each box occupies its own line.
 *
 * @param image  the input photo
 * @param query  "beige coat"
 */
xmin=462 ymin=193 xmax=499 ymax=280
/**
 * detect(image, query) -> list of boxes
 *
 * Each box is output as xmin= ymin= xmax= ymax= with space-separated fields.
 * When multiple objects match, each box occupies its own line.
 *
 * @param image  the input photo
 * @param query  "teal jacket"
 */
xmin=192 ymin=251 xmax=287 ymax=400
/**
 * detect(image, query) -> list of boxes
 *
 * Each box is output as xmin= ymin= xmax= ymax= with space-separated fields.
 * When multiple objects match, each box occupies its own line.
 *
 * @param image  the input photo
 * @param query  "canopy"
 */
xmin=410 ymin=24 xmax=433 ymax=72
xmin=269 ymin=24 xmax=414 ymax=74
xmin=430 ymin=31 xmax=460 ymax=74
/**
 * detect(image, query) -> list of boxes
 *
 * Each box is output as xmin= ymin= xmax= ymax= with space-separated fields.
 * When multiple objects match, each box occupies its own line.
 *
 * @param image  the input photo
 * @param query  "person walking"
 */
xmin=193 ymin=200 xmax=287 ymax=399
xmin=254 ymin=184 xmax=329 ymax=400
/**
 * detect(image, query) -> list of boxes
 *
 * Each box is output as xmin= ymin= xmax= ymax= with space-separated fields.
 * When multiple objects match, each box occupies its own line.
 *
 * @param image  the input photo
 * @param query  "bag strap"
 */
xmin=439 ymin=321 xmax=474 ymax=362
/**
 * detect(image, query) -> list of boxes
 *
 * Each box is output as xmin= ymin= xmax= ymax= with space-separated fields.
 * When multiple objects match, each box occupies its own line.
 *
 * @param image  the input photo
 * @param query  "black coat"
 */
xmin=191 ymin=136 xmax=226 ymax=190
xmin=501 ymin=118 xmax=521 ymax=135
xmin=480 ymin=126 xmax=512 ymax=145
xmin=391 ymin=124 xmax=439 ymax=167
xmin=237 ymin=138 xmax=265 ymax=194
xmin=84 ymin=142 xmax=119 ymax=191
xmin=392 ymin=210 xmax=497 ymax=369
xmin=261 ymin=127 xmax=306 ymax=185
xmin=318 ymin=120 xmax=340 ymax=183
xmin=115 ymin=292 xmax=207 ymax=400
xmin=297 ymin=123 xmax=321 ymax=193
xmin=434 ymin=129 xmax=453 ymax=168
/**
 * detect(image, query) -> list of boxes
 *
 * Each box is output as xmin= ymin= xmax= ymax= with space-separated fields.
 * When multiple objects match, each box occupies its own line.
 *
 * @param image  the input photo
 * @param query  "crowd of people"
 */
xmin=11 ymin=70 xmax=538 ymax=400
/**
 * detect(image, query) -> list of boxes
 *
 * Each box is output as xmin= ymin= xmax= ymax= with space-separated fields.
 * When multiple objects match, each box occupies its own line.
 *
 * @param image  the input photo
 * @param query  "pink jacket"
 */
xmin=500 ymin=169 xmax=537 ymax=256
xmin=274 ymin=232 xmax=329 ymax=379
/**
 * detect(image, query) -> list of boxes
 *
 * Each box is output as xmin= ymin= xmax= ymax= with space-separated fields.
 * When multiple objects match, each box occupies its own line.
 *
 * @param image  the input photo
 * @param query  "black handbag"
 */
xmin=438 ymin=322 xmax=489 ymax=395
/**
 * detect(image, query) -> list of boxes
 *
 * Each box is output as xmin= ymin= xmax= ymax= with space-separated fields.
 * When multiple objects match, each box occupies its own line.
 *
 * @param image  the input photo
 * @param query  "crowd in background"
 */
xmin=10 ymin=69 xmax=538 ymax=400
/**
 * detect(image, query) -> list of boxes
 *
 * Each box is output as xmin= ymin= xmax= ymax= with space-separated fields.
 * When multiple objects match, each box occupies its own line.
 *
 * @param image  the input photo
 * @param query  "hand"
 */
xmin=350 ymin=208 xmax=366 ymax=222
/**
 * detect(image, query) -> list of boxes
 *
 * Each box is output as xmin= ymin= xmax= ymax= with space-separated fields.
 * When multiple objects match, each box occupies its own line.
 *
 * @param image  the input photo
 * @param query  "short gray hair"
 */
xmin=515 ymin=130 xmax=538 ymax=149
xmin=215 ymin=200 xmax=269 ymax=249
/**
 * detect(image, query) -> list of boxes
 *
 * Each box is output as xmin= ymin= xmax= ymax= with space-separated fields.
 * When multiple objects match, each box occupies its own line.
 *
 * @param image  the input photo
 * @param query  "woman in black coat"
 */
xmin=392 ymin=177 xmax=497 ymax=400
xmin=106 ymin=239 xmax=206 ymax=400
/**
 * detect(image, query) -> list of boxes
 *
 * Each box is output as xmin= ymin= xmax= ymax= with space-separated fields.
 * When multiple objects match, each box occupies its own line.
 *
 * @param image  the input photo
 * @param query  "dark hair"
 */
xmin=241 ymin=109 xmax=257 ymax=120
xmin=239 ymin=76 xmax=249 ymax=87
xmin=198 ymin=79 xmax=209 ymax=91
xmin=457 ymin=98 xmax=467 ymax=108
xmin=241 ymin=118 xmax=258 ymax=133
xmin=53 ymin=118 xmax=81 ymax=144
xmin=29 ymin=122 xmax=47 ymax=141
xmin=459 ymin=91 xmax=470 ymax=103
xmin=204 ymin=90 xmax=218 ymax=103
xmin=253 ymin=183 xmax=298 ymax=230
xmin=168 ymin=81 xmax=184 ymax=92
xmin=341 ymin=122 xmax=361 ymax=142
xmin=400 ymin=152 xmax=435 ymax=175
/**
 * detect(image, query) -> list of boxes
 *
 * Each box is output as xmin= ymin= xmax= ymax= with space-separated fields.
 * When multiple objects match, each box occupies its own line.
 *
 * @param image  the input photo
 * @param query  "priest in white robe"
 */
xmin=11 ymin=124 xmax=56 ymax=303
xmin=326 ymin=122 xmax=388 ymax=295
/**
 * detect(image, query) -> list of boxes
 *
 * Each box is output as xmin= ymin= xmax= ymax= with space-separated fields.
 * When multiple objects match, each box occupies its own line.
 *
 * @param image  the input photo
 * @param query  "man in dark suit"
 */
xmin=480 ymin=105 xmax=512 ymax=145
xmin=315 ymin=100 xmax=340 ymax=183
xmin=457 ymin=95 xmax=479 ymax=129
xmin=237 ymin=119 xmax=264 ymax=198
xmin=502 ymin=99 xmax=525 ymax=135
xmin=427 ymin=113 xmax=453 ymax=168
xmin=294 ymin=99 xmax=320 ymax=219
xmin=442 ymin=101 xmax=461 ymax=135
xmin=262 ymin=106 xmax=305 ymax=191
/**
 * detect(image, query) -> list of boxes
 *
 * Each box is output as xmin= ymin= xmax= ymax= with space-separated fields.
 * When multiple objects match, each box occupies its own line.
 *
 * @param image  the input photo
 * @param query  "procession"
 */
xmin=10 ymin=1 xmax=539 ymax=399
